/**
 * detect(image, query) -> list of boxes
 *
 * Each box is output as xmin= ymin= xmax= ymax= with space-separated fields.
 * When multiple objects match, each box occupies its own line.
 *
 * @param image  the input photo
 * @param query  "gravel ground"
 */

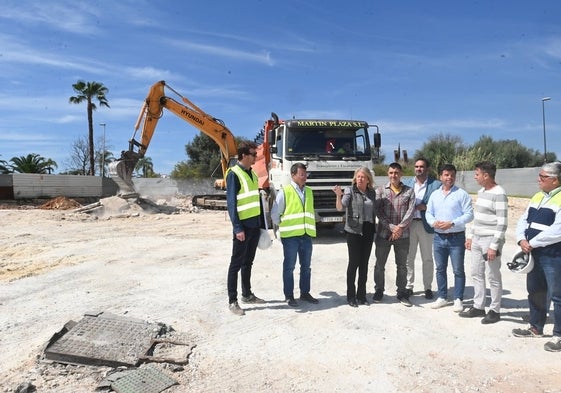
xmin=1 ymin=196 xmax=560 ymax=393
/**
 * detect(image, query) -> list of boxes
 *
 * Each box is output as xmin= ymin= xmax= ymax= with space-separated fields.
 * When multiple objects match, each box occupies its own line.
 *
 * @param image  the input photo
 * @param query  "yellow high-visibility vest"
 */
xmin=228 ymin=165 xmax=260 ymax=220
xmin=279 ymin=185 xmax=316 ymax=238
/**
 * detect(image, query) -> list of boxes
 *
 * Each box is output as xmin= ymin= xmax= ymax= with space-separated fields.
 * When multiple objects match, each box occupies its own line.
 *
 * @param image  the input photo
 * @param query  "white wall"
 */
xmin=0 ymin=167 xmax=543 ymax=200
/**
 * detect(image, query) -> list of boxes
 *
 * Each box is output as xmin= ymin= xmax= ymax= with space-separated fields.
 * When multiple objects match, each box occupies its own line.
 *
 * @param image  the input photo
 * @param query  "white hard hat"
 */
xmin=258 ymin=229 xmax=273 ymax=250
xmin=507 ymin=251 xmax=534 ymax=274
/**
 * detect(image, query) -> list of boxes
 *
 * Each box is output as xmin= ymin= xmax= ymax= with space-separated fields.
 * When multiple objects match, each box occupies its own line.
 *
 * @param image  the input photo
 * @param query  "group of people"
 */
xmin=225 ymin=140 xmax=561 ymax=353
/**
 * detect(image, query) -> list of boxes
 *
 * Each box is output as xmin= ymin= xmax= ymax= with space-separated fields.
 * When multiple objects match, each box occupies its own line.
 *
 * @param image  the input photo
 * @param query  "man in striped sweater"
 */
xmin=460 ymin=161 xmax=508 ymax=324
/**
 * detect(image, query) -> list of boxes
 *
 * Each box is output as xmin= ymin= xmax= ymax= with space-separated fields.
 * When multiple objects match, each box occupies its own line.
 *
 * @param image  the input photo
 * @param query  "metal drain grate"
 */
xmin=111 ymin=365 xmax=177 ymax=393
xmin=45 ymin=312 xmax=162 ymax=367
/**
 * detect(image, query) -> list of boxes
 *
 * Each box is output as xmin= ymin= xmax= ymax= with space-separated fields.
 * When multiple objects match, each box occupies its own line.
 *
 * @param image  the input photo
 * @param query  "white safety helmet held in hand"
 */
xmin=258 ymin=229 xmax=273 ymax=250
xmin=507 ymin=251 xmax=534 ymax=274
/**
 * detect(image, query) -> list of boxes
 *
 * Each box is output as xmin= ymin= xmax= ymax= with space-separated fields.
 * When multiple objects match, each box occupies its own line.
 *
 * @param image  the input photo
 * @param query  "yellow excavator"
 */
xmin=110 ymin=81 xmax=239 ymax=207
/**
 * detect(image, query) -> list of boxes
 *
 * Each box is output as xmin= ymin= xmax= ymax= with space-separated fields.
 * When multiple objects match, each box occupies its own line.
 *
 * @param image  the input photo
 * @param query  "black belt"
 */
xmin=436 ymin=231 xmax=465 ymax=237
xmin=413 ymin=218 xmax=422 ymax=221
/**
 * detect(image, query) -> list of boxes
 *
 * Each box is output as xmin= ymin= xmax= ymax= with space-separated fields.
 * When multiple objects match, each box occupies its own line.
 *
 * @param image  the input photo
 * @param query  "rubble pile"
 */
xmin=39 ymin=196 xmax=82 ymax=210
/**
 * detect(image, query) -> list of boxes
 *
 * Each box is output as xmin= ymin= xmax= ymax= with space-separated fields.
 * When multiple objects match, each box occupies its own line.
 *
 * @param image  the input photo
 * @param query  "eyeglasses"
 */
xmin=538 ymin=174 xmax=556 ymax=180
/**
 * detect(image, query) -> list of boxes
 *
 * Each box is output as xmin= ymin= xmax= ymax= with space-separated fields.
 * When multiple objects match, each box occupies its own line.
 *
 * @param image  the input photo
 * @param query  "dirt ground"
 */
xmin=0 ymin=196 xmax=560 ymax=393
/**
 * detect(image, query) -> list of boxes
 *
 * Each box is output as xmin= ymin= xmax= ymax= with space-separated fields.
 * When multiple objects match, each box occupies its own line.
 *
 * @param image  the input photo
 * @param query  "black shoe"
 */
xmin=300 ymin=293 xmax=319 ymax=304
xmin=544 ymin=337 xmax=561 ymax=352
xmin=481 ymin=310 xmax=501 ymax=324
xmin=424 ymin=289 xmax=434 ymax=299
xmin=459 ymin=307 xmax=486 ymax=318
xmin=512 ymin=326 xmax=542 ymax=337
xmin=397 ymin=295 xmax=412 ymax=307
xmin=348 ymin=298 xmax=358 ymax=308
xmin=357 ymin=298 xmax=370 ymax=306
xmin=241 ymin=293 xmax=265 ymax=304
xmin=372 ymin=290 xmax=383 ymax=302
xmin=286 ymin=297 xmax=298 ymax=307
xmin=405 ymin=288 xmax=414 ymax=297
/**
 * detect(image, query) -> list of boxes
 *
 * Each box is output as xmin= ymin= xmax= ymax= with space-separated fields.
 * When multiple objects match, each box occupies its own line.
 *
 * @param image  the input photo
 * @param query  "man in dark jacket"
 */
xmin=403 ymin=158 xmax=441 ymax=299
xmin=512 ymin=161 xmax=561 ymax=352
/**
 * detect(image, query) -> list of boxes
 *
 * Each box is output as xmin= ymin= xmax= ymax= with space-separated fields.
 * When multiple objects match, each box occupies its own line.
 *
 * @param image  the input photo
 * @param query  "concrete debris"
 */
xmin=72 ymin=195 xmax=199 ymax=218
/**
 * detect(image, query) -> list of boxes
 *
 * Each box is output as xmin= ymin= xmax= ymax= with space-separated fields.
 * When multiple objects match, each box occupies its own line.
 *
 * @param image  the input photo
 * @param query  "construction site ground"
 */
xmin=0 ymin=196 xmax=560 ymax=393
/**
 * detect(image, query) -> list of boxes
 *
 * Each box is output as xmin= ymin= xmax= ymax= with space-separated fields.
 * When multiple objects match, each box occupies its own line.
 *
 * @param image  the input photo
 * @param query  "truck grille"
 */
xmin=305 ymin=170 xmax=355 ymax=211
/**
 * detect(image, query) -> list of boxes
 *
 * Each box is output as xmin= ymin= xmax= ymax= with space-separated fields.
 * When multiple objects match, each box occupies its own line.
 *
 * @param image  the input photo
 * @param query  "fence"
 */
xmin=0 ymin=167 xmax=543 ymax=201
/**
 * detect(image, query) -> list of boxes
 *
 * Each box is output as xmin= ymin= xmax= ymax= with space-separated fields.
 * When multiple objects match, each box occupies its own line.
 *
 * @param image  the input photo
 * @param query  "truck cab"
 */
xmin=265 ymin=117 xmax=380 ymax=224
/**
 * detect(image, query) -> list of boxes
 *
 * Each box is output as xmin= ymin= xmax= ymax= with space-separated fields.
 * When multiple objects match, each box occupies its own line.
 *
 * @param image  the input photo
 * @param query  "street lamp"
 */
xmin=542 ymin=97 xmax=551 ymax=163
xmin=99 ymin=123 xmax=106 ymax=177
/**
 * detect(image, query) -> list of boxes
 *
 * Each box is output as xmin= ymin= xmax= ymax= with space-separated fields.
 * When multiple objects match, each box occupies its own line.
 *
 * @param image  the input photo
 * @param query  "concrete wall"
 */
xmin=0 ymin=167 xmax=543 ymax=200
xmin=376 ymin=167 xmax=541 ymax=197
xmin=0 ymin=174 xmax=218 ymax=200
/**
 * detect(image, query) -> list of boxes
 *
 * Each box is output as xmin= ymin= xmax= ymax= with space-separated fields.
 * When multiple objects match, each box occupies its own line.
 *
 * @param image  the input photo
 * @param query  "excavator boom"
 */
xmin=110 ymin=81 xmax=238 ymax=197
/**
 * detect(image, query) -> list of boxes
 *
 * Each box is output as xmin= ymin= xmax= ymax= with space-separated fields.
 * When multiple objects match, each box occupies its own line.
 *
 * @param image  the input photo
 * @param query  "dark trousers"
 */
xmin=374 ymin=237 xmax=410 ymax=297
xmin=527 ymin=252 xmax=561 ymax=336
xmin=227 ymin=226 xmax=260 ymax=304
xmin=346 ymin=222 xmax=375 ymax=301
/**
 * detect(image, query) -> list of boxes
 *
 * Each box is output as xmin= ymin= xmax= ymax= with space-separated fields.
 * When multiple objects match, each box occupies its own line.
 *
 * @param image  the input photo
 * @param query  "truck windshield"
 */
xmin=284 ymin=123 xmax=370 ymax=156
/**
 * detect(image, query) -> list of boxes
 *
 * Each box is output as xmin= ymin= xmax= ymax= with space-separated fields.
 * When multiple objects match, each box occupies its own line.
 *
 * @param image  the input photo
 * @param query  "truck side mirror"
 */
xmin=373 ymin=132 xmax=381 ymax=148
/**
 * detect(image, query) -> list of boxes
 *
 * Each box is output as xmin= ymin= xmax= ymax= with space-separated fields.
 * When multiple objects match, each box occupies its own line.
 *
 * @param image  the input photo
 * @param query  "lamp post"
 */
xmin=542 ymin=97 xmax=551 ymax=163
xmin=99 ymin=123 xmax=106 ymax=177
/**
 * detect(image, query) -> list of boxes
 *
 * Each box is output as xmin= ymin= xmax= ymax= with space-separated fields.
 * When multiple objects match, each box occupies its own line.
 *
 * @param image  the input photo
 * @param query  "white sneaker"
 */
xmin=431 ymin=298 xmax=448 ymax=309
xmin=453 ymin=299 xmax=463 ymax=313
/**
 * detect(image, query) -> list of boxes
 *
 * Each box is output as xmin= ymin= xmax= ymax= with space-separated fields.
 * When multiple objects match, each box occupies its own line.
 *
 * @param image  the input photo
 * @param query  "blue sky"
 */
xmin=1 ymin=0 xmax=560 ymax=175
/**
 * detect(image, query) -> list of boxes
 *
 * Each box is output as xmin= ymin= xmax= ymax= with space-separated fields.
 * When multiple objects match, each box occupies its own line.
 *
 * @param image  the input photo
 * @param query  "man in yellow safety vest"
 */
xmin=271 ymin=162 xmax=319 ymax=307
xmin=226 ymin=141 xmax=265 ymax=316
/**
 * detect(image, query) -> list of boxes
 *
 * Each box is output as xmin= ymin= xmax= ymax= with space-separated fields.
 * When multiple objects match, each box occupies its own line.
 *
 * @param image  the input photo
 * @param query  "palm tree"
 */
xmin=10 ymin=154 xmax=57 ymax=174
xmin=69 ymin=81 xmax=110 ymax=176
xmin=98 ymin=149 xmax=115 ymax=177
xmin=0 ymin=155 xmax=10 ymax=174
xmin=135 ymin=156 xmax=154 ymax=178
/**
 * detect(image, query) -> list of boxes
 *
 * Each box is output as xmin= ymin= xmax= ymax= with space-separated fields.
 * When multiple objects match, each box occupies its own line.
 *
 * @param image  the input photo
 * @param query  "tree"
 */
xmin=64 ymin=136 xmax=89 ymax=175
xmin=69 ymin=80 xmax=110 ymax=176
xmin=171 ymin=134 xmax=249 ymax=180
xmin=413 ymin=133 xmax=557 ymax=171
xmin=135 ymin=156 xmax=157 ymax=178
xmin=10 ymin=154 xmax=57 ymax=174
xmin=414 ymin=133 xmax=466 ymax=174
xmin=0 ymin=155 xmax=10 ymax=174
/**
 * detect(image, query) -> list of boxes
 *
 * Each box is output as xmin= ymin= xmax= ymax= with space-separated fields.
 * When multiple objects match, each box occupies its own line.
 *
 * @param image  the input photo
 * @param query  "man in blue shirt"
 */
xmin=425 ymin=164 xmax=474 ymax=312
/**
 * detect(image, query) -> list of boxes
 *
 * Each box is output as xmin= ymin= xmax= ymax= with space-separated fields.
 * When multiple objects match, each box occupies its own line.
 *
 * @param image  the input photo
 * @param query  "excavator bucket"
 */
xmin=108 ymin=151 xmax=140 ymax=196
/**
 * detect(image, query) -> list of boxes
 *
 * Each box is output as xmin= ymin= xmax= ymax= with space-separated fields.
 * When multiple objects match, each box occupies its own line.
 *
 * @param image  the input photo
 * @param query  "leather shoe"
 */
xmin=357 ymin=298 xmax=370 ymax=306
xmin=424 ymin=289 xmax=434 ymax=299
xmin=300 ymin=293 xmax=319 ymax=304
xmin=481 ymin=310 xmax=500 ymax=324
xmin=348 ymin=299 xmax=358 ymax=307
xmin=459 ymin=307 xmax=486 ymax=318
xmin=286 ymin=297 xmax=298 ymax=307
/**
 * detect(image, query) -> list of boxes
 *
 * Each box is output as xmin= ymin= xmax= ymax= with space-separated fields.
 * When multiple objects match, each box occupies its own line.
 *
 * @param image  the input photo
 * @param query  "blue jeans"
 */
xmin=433 ymin=232 xmax=466 ymax=300
xmin=281 ymin=235 xmax=313 ymax=298
xmin=527 ymin=251 xmax=561 ymax=336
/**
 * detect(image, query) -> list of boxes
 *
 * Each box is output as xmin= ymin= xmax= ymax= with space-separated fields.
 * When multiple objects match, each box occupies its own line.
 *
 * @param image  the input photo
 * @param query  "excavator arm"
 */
xmin=111 ymin=81 xmax=238 ymax=194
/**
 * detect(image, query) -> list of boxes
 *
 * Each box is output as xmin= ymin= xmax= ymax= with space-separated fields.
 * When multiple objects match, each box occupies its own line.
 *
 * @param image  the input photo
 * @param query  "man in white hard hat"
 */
xmin=513 ymin=161 xmax=561 ymax=352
